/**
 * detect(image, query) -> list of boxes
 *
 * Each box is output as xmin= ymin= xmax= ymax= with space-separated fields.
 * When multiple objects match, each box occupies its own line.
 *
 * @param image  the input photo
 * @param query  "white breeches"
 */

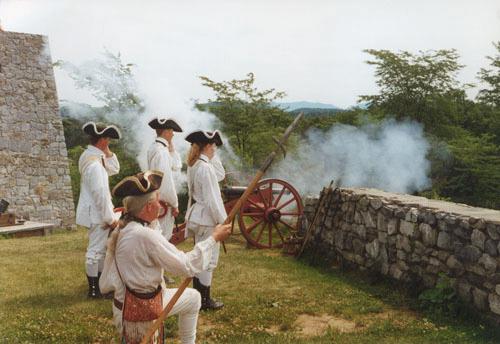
xmin=188 ymin=223 xmax=220 ymax=286
xmin=113 ymin=288 xmax=201 ymax=344
xmin=85 ymin=224 xmax=108 ymax=276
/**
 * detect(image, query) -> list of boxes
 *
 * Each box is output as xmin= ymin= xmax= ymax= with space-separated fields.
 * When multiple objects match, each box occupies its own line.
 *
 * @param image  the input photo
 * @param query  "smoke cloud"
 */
xmin=270 ymin=119 xmax=431 ymax=196
xmin=57 ymin=53 xmax=237 ymax=192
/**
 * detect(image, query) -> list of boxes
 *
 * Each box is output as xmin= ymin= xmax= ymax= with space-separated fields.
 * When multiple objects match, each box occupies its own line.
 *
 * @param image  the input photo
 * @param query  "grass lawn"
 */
xmin=1 ymin=228 xmax=500 ymax=343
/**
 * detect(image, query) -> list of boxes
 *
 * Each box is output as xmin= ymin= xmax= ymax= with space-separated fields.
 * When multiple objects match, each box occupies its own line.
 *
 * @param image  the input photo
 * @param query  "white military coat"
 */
xmin=75 ymin=145 xmax=120 ymax=228
xmin=146 ymin=137 xmax=182 ymax=208
xmin=185 ymin=154 xmax=226 ymax=227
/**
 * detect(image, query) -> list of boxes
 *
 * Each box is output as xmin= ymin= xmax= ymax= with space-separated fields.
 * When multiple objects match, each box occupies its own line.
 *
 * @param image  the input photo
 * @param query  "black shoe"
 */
xmin=193 ymin=278 xmax=224 ymax=311
xmin=201 ymin=294 xmax=224 ymax=311
xmin=87 ymin=275 xmax=101 ymax=299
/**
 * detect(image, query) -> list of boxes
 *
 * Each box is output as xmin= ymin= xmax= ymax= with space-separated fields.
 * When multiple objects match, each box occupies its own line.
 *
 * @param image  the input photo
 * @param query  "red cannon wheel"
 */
xmin=238 ymin=178 xmax=303 ymax=249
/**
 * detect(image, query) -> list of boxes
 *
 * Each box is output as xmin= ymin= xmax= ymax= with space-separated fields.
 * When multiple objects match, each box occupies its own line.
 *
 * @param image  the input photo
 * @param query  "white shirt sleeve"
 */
xmin=104 ymin=153 xmax=120 ymax=176
xmin=149 ymin=149 xmax=178 ymax=208
xmin=99 ymin=248 xmax=120 ymax=294
xmin=210 ymin=154 xmax=225 ymax=182
xmin=149 ymin=230 xmax=217 ymax=277
xmin=169 ymin=150 xmax=182 ymax=171
xmin=200 ymin=165 xmax=227 ymax=224
xmin=86 ymin=163 xmax=115 ymax=225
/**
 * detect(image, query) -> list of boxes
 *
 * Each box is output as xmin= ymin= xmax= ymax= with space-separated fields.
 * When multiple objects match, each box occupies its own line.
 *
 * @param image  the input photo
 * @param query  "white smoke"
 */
xmin=57 ymin=53 xmax=239 ymax=192
xmin=270 ymin=119 xmax=431 ymax=196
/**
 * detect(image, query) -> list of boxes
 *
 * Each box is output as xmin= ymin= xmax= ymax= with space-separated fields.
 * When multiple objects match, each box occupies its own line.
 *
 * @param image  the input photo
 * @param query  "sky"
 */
xmin=1 ymin=0 xmax=499 ymax=110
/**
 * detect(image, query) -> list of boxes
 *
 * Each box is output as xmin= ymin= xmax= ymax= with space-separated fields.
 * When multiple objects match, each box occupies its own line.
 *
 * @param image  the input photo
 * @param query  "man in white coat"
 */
xmin=100 ymin=170 xmax=231 ymax=344
xmin=76 ymin=122 xmax=121 ymax=298
xmin=146 ymin=117 xmax=183 ymax=241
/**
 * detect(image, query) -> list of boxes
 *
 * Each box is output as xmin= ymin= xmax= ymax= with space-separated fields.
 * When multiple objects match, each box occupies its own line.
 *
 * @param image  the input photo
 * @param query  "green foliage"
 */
xmin=57 ymin=50 xmax=145 ymax=154
xmin=359 ymin=49 xmax=470 ymax=133
xmin=198 ymin=73 xmax=295 ymax=169
xmin=444 ymin=132 xmax=500 ymax=209
xmin=477 ymin=42 xmax=500 ymax=107
xmin=418 ymin=274 xmax=458 ymax=315
xmin=360 ymin=48 xmax=500 ymax=209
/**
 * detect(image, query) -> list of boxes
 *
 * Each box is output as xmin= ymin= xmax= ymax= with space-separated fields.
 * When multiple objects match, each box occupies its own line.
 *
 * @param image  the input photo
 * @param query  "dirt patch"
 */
xmin=265 ymin=324 xmax=281 ymax=335
xmin=294 ymin=313 xmax=357 ymax=337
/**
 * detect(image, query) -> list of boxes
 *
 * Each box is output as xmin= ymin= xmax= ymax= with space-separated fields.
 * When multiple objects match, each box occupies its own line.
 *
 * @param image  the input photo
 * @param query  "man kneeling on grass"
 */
xmin=99 ymin=170 xmax=231 ymax=344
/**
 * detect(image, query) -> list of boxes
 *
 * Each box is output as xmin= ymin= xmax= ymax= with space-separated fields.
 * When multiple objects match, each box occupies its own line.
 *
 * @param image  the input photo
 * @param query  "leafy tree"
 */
xmin=198 ymin=73 xmax=294 ymax=168
xmin=477 ymin=42 xmax=500 ymax=107
xmin=56 ymin=49 xmax=144 ymax=114
xmin=359 ymin=49 xmax=470 ymax=133
xmin=57 ymin=50 xmax=144 ymax=206
xmin=56 ymin=50 xmax=145 ymax=153
xmin=444 ymin=132 xmax=500 ymax=209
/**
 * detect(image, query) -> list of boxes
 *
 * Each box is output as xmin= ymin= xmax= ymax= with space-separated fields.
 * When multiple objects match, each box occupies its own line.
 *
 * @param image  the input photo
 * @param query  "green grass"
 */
xmin=1 ymin=229 xmax=499 ymax=343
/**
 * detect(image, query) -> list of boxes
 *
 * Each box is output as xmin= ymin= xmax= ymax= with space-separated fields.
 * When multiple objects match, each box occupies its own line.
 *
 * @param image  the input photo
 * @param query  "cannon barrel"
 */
xmin=222 ymin=185 xmax=291 ymax=198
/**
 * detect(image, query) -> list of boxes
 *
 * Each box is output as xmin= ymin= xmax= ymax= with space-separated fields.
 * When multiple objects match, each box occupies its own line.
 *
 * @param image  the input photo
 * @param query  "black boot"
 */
xmin=193 ymin=278 xmax=224 ymax=311
xmin=87 ymin=275 xmax=101 ymax=299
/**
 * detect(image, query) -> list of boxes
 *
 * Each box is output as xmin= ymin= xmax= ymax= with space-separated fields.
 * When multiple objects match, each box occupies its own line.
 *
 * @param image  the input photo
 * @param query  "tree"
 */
xmin=359 ymin=49 xmax=469 ymax=133
xmin=477 ymin=42 xmax=500 ymax=107
xmin=56 ymin=50 xmax=145 ymax=154
xmin=198 ymin=73 xmax=293 ymax=169
xmin=57 ymin=49 xmax=145 ymax=114
xmin=444 ymin=132 xmax=500 ymax=209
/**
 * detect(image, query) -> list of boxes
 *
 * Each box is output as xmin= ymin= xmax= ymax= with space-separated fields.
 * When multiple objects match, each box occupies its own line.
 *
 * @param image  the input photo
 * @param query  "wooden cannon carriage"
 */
xmin=168 ymin=178 xmax=304 ymax=251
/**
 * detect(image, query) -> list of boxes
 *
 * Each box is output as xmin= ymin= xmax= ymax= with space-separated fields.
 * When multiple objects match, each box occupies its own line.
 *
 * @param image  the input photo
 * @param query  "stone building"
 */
xmin=0 ymin=30 xmax=75 ymax=228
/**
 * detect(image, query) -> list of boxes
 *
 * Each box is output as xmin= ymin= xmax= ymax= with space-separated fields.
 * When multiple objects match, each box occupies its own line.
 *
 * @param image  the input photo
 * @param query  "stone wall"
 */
xmin=303 ymin=187 xmax=500 ymax=320
xmin=0 ymin=30 xmax=75 ymax=228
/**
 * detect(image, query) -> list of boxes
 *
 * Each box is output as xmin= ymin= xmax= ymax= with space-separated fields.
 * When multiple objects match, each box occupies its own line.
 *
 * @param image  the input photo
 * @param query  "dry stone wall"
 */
xmin=0 ymin=30 xmax=74 ymax=228
xmin=303 ymin=187 xmax=500 ymax=320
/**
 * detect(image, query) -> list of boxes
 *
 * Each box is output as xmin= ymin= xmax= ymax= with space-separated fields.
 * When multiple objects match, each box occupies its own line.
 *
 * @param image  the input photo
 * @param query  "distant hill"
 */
xmin=195 ymin=100 xmax=345 ymax=117
xmin=277 ymin=101 xmax=340 ymax=111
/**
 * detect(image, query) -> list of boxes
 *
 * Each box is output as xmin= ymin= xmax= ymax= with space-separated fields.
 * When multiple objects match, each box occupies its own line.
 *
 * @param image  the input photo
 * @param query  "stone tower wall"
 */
xmin=0 ymin=30 xmax=75 ymax=228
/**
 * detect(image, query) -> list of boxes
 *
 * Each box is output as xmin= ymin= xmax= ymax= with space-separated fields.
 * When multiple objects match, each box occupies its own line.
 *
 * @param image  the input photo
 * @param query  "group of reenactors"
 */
xmin=75 ymin=117 xmax=232 ymax=344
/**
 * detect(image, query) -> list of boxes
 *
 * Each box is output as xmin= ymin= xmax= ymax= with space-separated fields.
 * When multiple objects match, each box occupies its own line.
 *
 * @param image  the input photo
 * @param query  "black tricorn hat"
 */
xmin=82 ymin=121 xmax=122 ymax=139
xmin=112 ymin=170 xmax=163 ymax=198
xmin=185 ymin=130 xmax=223 ymax=146
xmin=148 ymin=117 xmax=183 ymax=132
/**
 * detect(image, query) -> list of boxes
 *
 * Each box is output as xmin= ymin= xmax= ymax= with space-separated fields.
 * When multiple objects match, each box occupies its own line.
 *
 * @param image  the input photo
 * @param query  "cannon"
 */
xmin=168 ymin=178 xmax=304 ymax=251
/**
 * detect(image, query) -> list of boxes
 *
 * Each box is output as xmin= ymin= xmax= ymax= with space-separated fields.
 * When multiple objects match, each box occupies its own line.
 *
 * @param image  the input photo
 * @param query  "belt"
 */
xmin=113 ymin=298 xmax=123 ymax=310
xmin=126 ymin=284 xmax=162 ymax=299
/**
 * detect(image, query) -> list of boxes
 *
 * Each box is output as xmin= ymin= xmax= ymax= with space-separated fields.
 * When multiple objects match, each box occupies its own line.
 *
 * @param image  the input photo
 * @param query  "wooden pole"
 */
xmin=140 ymin=113 xmax=304 ymax=344
xmin=297 ymin=180 xmax=334 ymax=257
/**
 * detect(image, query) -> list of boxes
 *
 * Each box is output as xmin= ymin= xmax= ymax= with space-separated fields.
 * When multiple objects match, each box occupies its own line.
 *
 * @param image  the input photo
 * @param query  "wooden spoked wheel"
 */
xmin=238 ymin=178 xmax=303 ymax=249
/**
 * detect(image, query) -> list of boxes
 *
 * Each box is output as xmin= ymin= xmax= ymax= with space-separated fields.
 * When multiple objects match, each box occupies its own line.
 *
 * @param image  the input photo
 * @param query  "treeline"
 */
xmin=196 ymin=44 xmax=500 ymax=209
xmin=60 ymin=43 xmax=500 ymax=210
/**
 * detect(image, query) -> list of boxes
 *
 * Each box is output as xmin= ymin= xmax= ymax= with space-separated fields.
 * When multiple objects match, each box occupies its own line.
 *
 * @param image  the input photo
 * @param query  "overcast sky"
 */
xmin=1 ymin=0 xmax=499 ymax=110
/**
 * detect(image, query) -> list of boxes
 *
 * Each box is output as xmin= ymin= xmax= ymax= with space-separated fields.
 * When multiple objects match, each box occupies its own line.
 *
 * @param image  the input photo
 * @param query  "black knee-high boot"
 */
xmin=193 ymin=277 xmax=224 ymax=310
xmin=87 ymin=275 xmax=101 ymax=298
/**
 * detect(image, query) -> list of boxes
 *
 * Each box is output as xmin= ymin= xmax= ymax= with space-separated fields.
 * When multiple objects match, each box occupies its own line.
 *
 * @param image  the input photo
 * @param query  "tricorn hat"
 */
xmin=112 ymin=170 xmax=163 ymax=198
xmin=148 ymin=117 xmax=183 ymax=132
xmin=82 ymin=121 xmax=122 ymax=139
xmin=185 ymin=130 xmax=223 ymax=146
